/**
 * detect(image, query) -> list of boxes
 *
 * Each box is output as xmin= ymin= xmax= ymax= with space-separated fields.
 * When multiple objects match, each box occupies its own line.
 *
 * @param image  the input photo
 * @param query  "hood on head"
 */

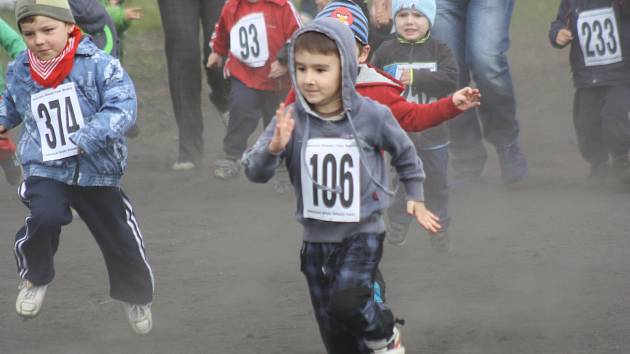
xmin=288 ymin=17 xmax=359 ymax=118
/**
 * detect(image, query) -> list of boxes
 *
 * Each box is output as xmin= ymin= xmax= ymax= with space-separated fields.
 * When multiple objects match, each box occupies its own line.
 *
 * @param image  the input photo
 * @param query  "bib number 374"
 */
xmin=301 ymin=138 xmax=360 ymax=222
xmin=577 ymin=7 xmax=622 ymax=67
xmin=31 ymin=82 xmax=85 ymax=161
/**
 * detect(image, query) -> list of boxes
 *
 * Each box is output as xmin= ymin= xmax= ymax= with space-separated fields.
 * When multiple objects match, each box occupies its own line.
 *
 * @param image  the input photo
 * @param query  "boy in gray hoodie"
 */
xmin=243 ymin=17 xmax=440 ymax=354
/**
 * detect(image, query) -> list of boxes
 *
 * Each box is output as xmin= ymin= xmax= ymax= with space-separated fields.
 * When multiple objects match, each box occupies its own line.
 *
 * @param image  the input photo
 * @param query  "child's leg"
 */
xmin=70 ymin=187 xmax=154 ymax=305
xmin=601 ymin=85 xmax=630 ymax=178
xmin=418 ymin=147 xmax=451 ymax=231
xmin=14 ymin=177 xmax=73 ymax=285
xmin=222 ymin=78 xmax=264 ymax=160
xmin=300 ymin=241 xmax=367 ymax=354
xmin=573 ymin=88 xmax=608 ymax=169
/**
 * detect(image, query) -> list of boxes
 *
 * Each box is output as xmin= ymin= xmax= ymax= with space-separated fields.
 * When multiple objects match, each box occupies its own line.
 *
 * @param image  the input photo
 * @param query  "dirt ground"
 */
xmin=1 ymin=6 xmax=630 ymax=354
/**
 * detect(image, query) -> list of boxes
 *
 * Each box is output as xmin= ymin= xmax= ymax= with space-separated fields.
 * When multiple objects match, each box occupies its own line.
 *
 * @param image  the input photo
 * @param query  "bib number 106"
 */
xmin=309 ymin=153 xmax=354 ymax=207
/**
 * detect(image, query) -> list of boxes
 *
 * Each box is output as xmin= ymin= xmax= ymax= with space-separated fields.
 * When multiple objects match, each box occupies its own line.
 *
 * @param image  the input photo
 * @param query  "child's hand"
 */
xmin=268 ymin=60 xmax=288 ymax=79
xmin=268 ymin=103 xmax=294 ymax=154
xmin=452 ymin=87 xmax=481 ymax=111
xmin=206 ymin=52 xmax=223 ymax=68
xmin=124 ymin=7 xmax=144 ymax=21
xmin=556 ymin=28 xmax=573 ymax=46
xmin=407 ymin=200 xmax=441 ymax=234
xmin=370 ymin=0 xmax=392 ymax=28
xmin=108 ymin=0 xmax=120 ymax=5
xmin=399 ymin=69 xmax=411 ymax=85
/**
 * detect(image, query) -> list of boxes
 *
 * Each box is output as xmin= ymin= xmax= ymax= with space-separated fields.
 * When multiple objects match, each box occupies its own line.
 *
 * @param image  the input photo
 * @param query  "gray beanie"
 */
xmin=15 ymin=0 xmax=76 ymax=25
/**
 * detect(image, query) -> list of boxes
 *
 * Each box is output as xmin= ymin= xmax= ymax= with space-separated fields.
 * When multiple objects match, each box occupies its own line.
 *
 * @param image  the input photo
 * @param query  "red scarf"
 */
xmin=28 ymin=26 xmax=82 ymax=88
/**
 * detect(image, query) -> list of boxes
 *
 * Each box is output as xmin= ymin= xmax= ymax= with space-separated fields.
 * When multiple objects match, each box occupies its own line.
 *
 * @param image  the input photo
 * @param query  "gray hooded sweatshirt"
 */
xmin=242 ymin=17 xmax=425 ymax=243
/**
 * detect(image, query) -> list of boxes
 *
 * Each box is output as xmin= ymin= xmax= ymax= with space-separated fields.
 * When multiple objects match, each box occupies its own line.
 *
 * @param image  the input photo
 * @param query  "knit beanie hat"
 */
xmin=317 ymin=0 xmax=369 ymax=45
xmin=15 ymin=0 xmax=76 ymax=25
xmin=391 ymin=0 xmax=436 ymax=27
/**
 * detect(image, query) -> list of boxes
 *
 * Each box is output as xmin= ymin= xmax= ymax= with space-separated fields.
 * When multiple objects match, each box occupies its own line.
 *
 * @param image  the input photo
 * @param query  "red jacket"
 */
xmin=285 ymin=64 xmax=462 ymax=132
xmin=211 ymin=0 xmax=301 ymax=91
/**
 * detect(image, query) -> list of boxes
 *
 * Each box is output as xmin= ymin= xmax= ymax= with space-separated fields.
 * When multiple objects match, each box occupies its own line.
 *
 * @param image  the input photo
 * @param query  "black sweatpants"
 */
xmin=14 ymin=177 xmax=154 ymax=305
xmin=573 ymin=85 xmax=630 ymax=166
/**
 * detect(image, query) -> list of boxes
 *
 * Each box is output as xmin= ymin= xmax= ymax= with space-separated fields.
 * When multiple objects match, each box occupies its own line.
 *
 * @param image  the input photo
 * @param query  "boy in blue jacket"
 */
xmin=243 ymin=17 xmax=440 ymax=354
xmin=0 ymin=0 xmax=153 ymax=335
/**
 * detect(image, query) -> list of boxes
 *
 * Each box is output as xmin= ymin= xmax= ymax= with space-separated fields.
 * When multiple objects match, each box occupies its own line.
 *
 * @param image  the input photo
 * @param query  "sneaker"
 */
xmin=123 ymin=302 xmax=152 ymax=335
xmin=1 ymin=153 xmax=22 ymax=186
xmin=16 ymin=280 xmax=48 ymax=318
xmin=430 ymin=231 xmax=453 ymax=253
xmin=213 ymin=158 xmax=240 ymax=180
xmin=386 ymin=221 xmax=410 ymax=246
xmin=365 ymin=327 xmax=405 ymax=354
xmin=497 ymin=142 xmax=528 ymax=185
xmin=612 ymin=157 xmax=630 ymax=184
xmin=172 ymin=161 xmax=196 ymax=171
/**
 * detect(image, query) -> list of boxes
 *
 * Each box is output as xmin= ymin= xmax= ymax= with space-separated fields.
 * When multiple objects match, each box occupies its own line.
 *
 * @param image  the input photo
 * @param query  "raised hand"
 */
xmin=268 ymin=103 xmax=295 ymax=154
xmin=407 ymin=200 xmax=441 ymax=234
xmin=452 ymin=87 xmax=481 ymax=111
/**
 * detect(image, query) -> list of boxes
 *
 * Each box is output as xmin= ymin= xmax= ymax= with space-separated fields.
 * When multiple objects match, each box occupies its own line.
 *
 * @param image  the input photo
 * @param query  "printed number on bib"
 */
xmin=302 ymin=138 xmax=360 ymax=222
xmin=385 ymin=62 xmax=438 ymax=104
xmin=230 ymin=13 xmax=269 ymax=68
xmin=577 ymin=7 xmax=622 ymax=67
xmin=31 ymin=82 xmax=85 ymax=161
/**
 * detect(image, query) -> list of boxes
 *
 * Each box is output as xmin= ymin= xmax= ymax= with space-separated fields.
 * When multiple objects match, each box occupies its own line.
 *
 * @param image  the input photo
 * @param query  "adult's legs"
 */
xmin=158 ymin=0 xmax=204 ymax=165
xmin=201 ymin=0 xmax=230 ymax=113
xmin=433 ymin=0 xmax=488 ymax=182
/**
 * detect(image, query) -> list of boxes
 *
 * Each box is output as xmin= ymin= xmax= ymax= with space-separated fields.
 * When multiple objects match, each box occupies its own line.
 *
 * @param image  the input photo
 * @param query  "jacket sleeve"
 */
xmin=70 ymin=58 xmax=136 ymax=154
xmin=549 ymin=0 xmax=571 ymax=49
xmin=0 ymin=64 xmax=23 ymax=129
xmin=377 ymin=105 xmax=425 ymax=202
xmin=0 ymin=19 xmax=26 ymax=59
xmin=242 ymin=116 xmax=284 ymax=183
xmin=210 ymin=3 xmax=231 ymax=56
xmin=366 ymin=85 xmax=461 ymax=132
xmin=411 ymin=42 xmax=458 ymax=98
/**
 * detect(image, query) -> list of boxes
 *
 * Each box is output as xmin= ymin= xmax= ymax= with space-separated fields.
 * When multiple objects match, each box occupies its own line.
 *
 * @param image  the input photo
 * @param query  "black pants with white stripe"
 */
xmin=14 ymin=177 xmax=154 ymax=305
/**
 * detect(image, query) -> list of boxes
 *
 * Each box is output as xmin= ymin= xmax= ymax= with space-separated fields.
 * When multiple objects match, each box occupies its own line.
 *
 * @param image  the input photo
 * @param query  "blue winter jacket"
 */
xmin=0 ymin=36 xmax=136 ymax=187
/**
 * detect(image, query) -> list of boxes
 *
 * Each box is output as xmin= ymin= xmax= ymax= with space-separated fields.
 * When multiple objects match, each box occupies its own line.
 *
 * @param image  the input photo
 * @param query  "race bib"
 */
xmin=301 ymin=138 xmax=360 ymax=222
xmin=31 ymin=82 xmax=85 ymax=162
xmin=577 ymin=7 xmax=622 ymax=67
xmin=385 ymin=62 xmax=438 ymax=104
xmin=230 ymin=13 xmax=270 ymax=68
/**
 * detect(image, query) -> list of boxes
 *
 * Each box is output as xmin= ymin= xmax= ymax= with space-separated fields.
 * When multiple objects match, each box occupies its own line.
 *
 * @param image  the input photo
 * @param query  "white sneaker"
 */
xmin=365 ymin=327 xmax=406 ymax=354
xmin=172 ymin=161 xmax=196 ymax=171
xmin=123 ymin=302 xmax=153 ymax=335
xmin=16 ymin=280 xmax=48 ymax=318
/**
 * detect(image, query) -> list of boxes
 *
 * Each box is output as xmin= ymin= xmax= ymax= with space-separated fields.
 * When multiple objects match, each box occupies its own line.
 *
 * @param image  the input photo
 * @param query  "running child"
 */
xmin=371 ymin=0 xmax=456 ymax=249
xmin=1 ymin=0 xmax=153 ymax=334
xmin=207 ymin=0 xmax=301 ymax=180
xmin=243 ymin=17 xmax=441 ymax=353
xmin=550 ymin=0 xmax=630 ymax=182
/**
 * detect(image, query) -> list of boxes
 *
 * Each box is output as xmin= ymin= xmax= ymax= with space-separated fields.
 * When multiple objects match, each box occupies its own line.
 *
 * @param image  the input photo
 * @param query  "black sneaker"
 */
xmin=1 ymin=153 xmax=22 ymax=185
xmin=430 ymin=231 xmax=453 ymax=253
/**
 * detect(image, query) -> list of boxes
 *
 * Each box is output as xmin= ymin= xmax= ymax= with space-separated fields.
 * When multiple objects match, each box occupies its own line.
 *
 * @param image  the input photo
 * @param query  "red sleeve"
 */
xmin=359 ymin=85 xmax=462 ymax=132
xmin=210 ymin=3 xmax=232 ymax=56
xmin=284 ymin=88 xmax=297 ymax=105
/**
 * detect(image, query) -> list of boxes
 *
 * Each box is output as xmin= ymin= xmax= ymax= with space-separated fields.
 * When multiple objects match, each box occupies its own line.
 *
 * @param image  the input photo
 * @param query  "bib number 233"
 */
xmin=301 ymin=138 xmax=360 ymax=222
xmin=230 ymin=13 xmax=269 ymax=68
xmin=31 ymin=82 xmax=85 ymax=162
xmin=577 ymin=7 xmax=622 ymax=67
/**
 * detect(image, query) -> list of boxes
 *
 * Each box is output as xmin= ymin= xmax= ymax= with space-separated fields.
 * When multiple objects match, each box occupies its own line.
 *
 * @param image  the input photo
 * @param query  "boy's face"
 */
xmin=21 ymin=16 xmax=74 ymax=60
xmin=394 ymin=9 xmax=430 ymax=41
xmin=295 ymin=49 xmax=342 ymax=115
